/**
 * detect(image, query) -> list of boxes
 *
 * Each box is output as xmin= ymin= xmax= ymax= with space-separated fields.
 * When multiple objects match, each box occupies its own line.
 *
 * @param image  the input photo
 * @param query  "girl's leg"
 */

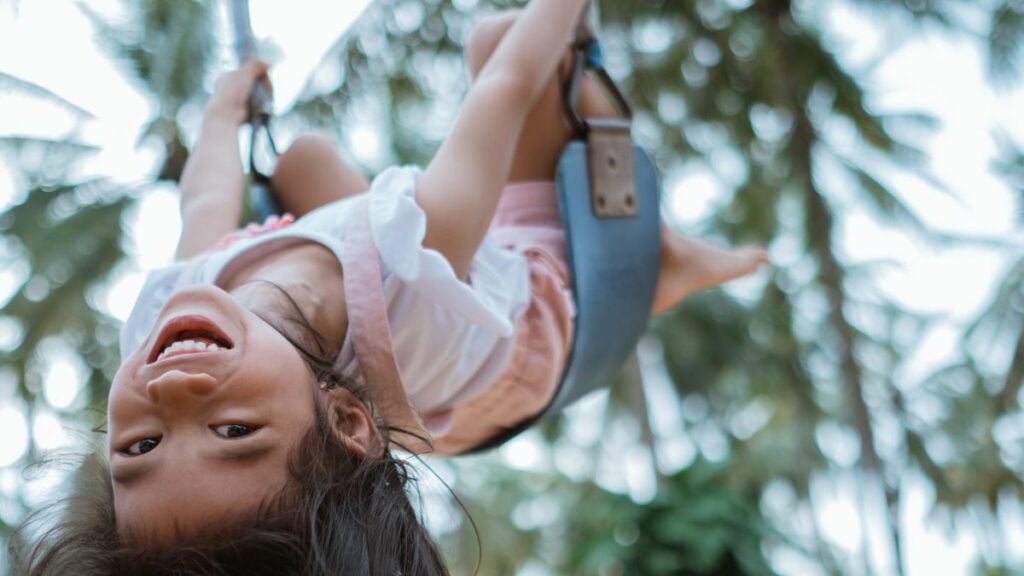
xmin=464 ymin=11 xmax=608 ymax=182
xmin=270 ymin=133 xmax=370 ymax=218
xmin=465 ymin=13 xmax=769 ymax=313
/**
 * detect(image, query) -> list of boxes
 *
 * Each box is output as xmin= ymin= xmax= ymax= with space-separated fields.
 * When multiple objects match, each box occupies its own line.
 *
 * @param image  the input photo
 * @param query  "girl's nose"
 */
xmin=145 ymin=370 xmax=218 ymax=402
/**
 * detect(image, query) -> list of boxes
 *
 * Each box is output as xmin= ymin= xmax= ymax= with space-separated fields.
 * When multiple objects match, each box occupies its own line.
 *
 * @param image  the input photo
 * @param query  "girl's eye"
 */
xmin=126 ymin=437 xmax=160 ymax=456
xmin=215 ymin=424 xmax=257 ymax=439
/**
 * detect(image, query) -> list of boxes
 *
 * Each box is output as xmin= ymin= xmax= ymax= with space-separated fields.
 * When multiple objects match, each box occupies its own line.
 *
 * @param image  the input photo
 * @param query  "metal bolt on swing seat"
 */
xmin=587 ymin=118 xmax=637 ymax=218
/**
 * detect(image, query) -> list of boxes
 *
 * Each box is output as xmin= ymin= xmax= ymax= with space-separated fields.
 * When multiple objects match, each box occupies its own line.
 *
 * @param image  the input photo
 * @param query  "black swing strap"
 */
xmin=562 ymin=0 xmax=632 ymax=138
xmin=228 ymin=0 xmax=281 ymax=217
xmin=561 ymin=0 xmax=638 ymax=220
xmin=543 ymin=0 xmax=661 ymax=414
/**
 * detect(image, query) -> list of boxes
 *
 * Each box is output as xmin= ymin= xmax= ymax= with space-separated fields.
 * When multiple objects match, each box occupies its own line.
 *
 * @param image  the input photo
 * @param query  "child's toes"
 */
xmin=652 ymin=236 xmax=770 ymax=313
xmin=712 ymin=245 xmax=770 ymax=283
xmin=734 ymin=246 xmax=771 ymax=273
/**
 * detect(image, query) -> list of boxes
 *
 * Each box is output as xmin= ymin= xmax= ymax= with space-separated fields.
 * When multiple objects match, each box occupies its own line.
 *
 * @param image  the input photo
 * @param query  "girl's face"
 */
xmin=107 ymin=284 xmax=317 ymax=543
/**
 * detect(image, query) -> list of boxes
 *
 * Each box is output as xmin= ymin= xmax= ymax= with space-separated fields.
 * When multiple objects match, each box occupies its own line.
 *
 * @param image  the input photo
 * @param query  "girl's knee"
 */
xmin=272 ymin=133 xmax=368 ymax=214
xmin=280 ymin=133 xmax=339 ymax=165
xmin=464 ymin=11 xmax=520 ymax=78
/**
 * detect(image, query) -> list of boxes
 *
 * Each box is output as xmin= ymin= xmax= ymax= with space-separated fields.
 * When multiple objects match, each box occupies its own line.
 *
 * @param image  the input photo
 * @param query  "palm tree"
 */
xmin=293 ymin=0 xmax=1008 ymax=572
xmin=0 ymin=0 xmax=216 ymax=543
xmin=0 ymin=71 xmax=130 ymax=540
xmin=295 ymin=0 xmax=940 ymax=572
xmin=4 ymin=0 xmax=1022 ymax=573
xmin=918 ymin=135 xmax=1024 ymax=572
xmin=82 ymin=0 xmax=216 ymax=182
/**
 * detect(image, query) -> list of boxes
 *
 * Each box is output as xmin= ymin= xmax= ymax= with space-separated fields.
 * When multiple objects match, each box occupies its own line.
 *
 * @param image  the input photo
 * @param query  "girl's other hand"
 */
xmin=205 ymin=60 xmax=272 ymax=127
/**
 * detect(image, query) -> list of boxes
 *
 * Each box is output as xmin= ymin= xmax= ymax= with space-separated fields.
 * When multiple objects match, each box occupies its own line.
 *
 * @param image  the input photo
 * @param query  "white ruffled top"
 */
xmin=119 ymin=166 xmax=532 ymax=425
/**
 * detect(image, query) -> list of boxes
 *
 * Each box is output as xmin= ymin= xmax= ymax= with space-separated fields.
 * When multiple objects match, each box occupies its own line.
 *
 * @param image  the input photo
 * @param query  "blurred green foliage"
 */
xmin=2 ymin=0 xmax=1023 ymax=574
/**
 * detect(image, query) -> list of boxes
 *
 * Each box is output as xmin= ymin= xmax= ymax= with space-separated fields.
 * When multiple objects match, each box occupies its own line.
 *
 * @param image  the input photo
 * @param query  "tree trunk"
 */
xmin=759 ymin=2 xmax=904 ymax=574
xmin=999 ymin=325 xmax=1024 ymax=409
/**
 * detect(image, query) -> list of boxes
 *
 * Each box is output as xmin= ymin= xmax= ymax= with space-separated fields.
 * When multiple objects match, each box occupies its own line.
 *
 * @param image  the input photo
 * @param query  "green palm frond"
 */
xmin=991 ymin=131 xmax=1024 ymax=226
xmin=845 ymin=0 xmax=967 ymax=27
xmin=0 ymin=176 xmax=130 ymax=406
xmin=988 ymin=0 xmax=1024 ymax=86
xmin=80 ymin=0 xmax=215 ymax=112
xmin=0 ymin=71 xmax=94 ymax=118
xmin=836 ymin=154 xmax=935 ymax=238
xmin=968 ymin=257 xmax=1024 ymax=337
xmin=2 ymin=0 xmax=1020 ymax=572
xmin=560 ymin=459 xmax=779 ymax=575
xmin=0 ymin=136 xmax=98 ymax=160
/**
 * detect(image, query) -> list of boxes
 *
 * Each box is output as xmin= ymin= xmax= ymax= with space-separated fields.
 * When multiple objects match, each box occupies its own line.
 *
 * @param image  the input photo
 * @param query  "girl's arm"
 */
xmin=416 ymin=0 xmax=589 ymax=279
xmin=175 ymin=61 xmax=269 ymax=260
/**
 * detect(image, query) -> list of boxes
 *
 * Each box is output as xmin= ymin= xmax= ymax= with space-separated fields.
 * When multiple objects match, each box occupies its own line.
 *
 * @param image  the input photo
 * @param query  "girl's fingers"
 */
xmin=241 ymin=60 xmax=274 ymax=101
xmin=209 ymin=60 xmax=273 ymax=121
xmin=243 ymin=59 xmax=270 ymax=81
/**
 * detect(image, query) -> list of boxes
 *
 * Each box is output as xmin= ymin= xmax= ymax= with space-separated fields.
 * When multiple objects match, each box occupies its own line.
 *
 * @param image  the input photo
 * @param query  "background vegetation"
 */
xmin=1 ymin=0 xmax=1022 ymax=574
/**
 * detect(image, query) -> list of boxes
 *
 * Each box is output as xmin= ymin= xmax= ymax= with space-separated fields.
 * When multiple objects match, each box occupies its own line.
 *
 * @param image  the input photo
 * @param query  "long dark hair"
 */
xmin=10 ymin=404 xmax=448 ymax=575
xmin=9 ymin=282 xmax=450 ymax=575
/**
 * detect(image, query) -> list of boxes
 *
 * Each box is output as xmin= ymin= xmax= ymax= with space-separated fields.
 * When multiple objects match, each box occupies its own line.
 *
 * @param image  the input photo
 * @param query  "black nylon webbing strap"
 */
xmin=229 ymin=0 xmax=281 ymax=218
xmin=229 ymin=0 xmax=273 ymax=122
xmin=562 ymin=1 xmax=633 ymax=138
xmin=574 ymin=0 xmax=598 ymax=48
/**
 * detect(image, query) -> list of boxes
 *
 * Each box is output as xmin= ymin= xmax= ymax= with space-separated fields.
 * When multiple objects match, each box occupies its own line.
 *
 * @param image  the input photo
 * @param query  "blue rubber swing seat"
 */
xmin=551 ymin=144 xmax=661 ymax=409
xmin=466 ymin=33 xmax=662 ymax=452
xmin=467 ymin=149 xmax=662 ymax=451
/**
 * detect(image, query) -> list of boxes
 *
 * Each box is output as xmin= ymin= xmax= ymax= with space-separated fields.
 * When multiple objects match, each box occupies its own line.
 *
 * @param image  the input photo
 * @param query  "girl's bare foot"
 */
xmin=570 ymin=52 xmax=770 ymax=313
xmin=464 ymin=11 xmax=767 ymax=314
xmin=568 ymin=43 xmax=769 ymax=313
xmin=652 ymin=227 xmax=770 ymax=314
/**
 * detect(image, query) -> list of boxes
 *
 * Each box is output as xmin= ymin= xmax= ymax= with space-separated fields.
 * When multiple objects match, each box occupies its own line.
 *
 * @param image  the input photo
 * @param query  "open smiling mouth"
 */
xmin=148 ymin=317 xmax=234 ymax=364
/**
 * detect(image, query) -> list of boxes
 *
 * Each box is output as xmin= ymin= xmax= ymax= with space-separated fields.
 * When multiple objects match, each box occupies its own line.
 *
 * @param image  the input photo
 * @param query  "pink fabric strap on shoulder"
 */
xmin=340 ymin=199 xmax=432 ymax=453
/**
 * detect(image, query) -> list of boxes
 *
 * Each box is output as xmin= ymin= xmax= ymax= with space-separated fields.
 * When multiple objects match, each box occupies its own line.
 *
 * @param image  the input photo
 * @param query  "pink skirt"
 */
xmin=432 ymin=182 xmax=575 ymax=454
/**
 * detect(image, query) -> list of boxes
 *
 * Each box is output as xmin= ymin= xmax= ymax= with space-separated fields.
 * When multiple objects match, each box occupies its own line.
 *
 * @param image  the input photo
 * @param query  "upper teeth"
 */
xmin=157 ymin=339 xmax=221 ymax=362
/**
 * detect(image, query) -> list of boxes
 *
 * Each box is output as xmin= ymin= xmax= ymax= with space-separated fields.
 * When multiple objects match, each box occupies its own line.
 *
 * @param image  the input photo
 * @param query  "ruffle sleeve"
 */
xmin=365 ymin=166 xmax=530 ymax=338
xmin=358 ymin=166 xmax=531 ymax=413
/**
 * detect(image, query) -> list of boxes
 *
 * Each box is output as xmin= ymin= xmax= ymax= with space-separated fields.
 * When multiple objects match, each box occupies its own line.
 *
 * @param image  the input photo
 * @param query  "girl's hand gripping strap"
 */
xmin=229 ymin=0 xmax=273 ymax=123
xmin=340 ymin=199 xmax=433 ymax=453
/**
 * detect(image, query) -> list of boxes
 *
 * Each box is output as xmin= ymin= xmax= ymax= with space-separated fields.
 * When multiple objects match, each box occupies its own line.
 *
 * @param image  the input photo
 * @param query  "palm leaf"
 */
xmin=965 ymin=256 xmax=1024 ymax=347
xmin=1 ymin=186 xmax=130 ymax=399
xmin=836 ymin=153 xmax=938 ymax=240
xmin=991 ymin=131 xmax=1024 ymax=226
xmin=79 ymin=0 xmax=215 ymax=111
xmin=0 ymin=136 xmax=98 ymax=160
xmin=0 ymin=71 xmax=94 ymax=118
xmin=988 ymin=0 xmax=1024 ymax=86
xmin=845 ymin=0 xmax=962 ymax=27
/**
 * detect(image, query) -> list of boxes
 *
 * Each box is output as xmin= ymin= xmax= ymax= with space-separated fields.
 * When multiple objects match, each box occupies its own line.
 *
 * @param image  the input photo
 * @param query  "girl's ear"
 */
xmin=322 ymin=387 xmax=384 ymax=458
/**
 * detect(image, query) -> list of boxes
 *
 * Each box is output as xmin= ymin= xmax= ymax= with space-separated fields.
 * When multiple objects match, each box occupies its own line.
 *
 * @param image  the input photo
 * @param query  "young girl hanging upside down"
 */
xmin=12 ymin=1 xmax=768 ymax=574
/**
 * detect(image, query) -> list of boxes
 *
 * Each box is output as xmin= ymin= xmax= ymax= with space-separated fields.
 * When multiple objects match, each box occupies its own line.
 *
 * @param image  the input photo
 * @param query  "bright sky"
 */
xmin=0 ymin=1 xmax=1022 ymax=574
